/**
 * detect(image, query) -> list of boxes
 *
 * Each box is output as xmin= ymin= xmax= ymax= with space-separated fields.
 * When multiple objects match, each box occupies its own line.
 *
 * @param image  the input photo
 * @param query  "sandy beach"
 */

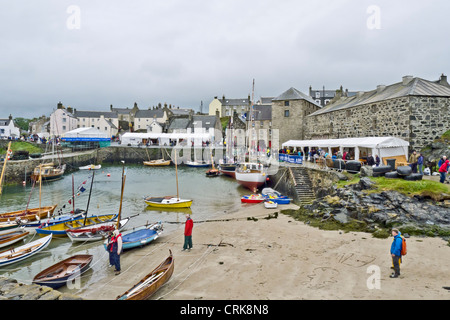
xmin=79 ymin=201 xmax=450 ymax=301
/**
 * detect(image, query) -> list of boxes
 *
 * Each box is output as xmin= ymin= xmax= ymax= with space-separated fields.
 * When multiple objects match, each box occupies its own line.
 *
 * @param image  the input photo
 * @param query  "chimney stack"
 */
xmin=439 ymin=73 xmax=449 ymax=87
xmin=402 ymin=75 xmax=414 ymax=86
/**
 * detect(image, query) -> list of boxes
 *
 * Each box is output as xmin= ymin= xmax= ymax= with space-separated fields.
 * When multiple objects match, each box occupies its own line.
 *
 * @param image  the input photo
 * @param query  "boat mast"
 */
xmin=0 ymin=142 xmax=11 ymax=195
xmin=117 ymin=161 xmax=126 ymax=229
xmin=175 ymin=150 xmax=179 ymax=200
xmin=84 ymin=170 xmax=95 ymax=226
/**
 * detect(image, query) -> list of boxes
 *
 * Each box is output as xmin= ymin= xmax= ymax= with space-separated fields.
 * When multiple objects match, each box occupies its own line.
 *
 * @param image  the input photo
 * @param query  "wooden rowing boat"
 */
xmin=0 ymin=205 xmax=57 ymax=223
xmin=0 ymin=222 xmax=21 ymax=235
xmin=0 ymin=235 xmax=52 ymax=267
xmin=144 ymin=196 xmax=193 ymax=209
xmin=79 ymin=164 xmax=101 ymax=170
xmin=120 ymin=222 xmax=163 ymax=251
xmin=143 ymin=159 xmax=171 ymax=166
xmin=20 ymin=210 xmax=86 ymax=233
xmin=0 ymin=230 xmax=29 ymax=248
xmin=116 ymin=250 xmax=174 ymax=300
xmin=66 ymin=217 xmax=130 ymax=242
xmin=32 ymin=254 xmax=93 ymax=289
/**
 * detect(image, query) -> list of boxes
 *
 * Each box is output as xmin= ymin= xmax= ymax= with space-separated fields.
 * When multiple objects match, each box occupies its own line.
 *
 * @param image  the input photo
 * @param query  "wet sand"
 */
xmin=80 ymin=202 xmax=450 ymax=300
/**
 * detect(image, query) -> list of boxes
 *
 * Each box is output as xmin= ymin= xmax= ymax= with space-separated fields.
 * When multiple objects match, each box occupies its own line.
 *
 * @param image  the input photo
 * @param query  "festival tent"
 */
xmin=62 ymin=127 xmax=111 ymax=148
xmin=120 ymin=132 xmax=212 ymax=146
xmin=282 ymin=137 xmax=410 ymax=161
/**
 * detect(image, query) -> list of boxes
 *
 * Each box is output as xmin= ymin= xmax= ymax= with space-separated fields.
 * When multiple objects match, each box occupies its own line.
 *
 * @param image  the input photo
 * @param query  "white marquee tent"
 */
xmin=120 ymin=132 xmax=212 ymax=146
xmin=63 ymin=127 xmax=109 ymax=140
xmin=282 ymin=137 xmax=410 ymax=161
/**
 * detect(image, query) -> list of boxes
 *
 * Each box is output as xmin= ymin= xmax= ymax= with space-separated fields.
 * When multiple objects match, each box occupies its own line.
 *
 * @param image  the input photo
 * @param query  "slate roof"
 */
xmin=273 ymin=87 xmax=321 ymax=106
xmin=73 ymin=110 xmax=118 ymax=118
xmin=250 ymin=105 xmax=272 ymax=121
xmin=191 ymin=115 xmax=218 ymax=130
xmin=309 ymin=76 xmax=450 ymax=116
xmin=168 ymin=118 xmax=191 ymax=131
xmin=0 ymin=119 xmax=12 ymax=126
xmin=135 ymin=109 xmax=166 ymax=118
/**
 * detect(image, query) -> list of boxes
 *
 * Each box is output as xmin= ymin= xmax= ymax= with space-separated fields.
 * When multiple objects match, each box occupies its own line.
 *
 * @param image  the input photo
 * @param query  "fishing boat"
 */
xmin=116 ymin=250 xmax=174 ymax=300
xmin=32 ymin=254 xmax=93 ymax=289
xmin=79 ymin=164 xmax=101 ymax=170
xmin=264 ymin=201 xmax=278 ymax=209
xmin=0 ymin=230 xmax=29 ymax=248
xmin=218 ymin=163 xmax=237 ymax=179
xmin=106 ymin=221 xmax=163 ymax=251
xmin=20 ymin=210 xmax=86 ymax=233
xmin=66 ymin=216 xmax=130 ymax=242
xmin=235 ymin=163 xmax=267 ymax=193
xmin=0 ymin=234 xmax=52 ymax=267
xmin=0 ymin=205 xmax=57 ymax=223
xmin=36 ymin=213 xmax=118 ymax=237
xmin=241 ymin=194 xmax=265 ymax=204
xmin=144 ymin=151 xmax=192 ymax=209
xmin=143 ymin=159 xmax=171 ymax=166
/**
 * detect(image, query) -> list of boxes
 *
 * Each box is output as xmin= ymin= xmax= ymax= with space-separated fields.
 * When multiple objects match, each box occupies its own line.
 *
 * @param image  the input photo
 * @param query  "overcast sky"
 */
xmin=1 ymin=0 xmax=449 ymax=118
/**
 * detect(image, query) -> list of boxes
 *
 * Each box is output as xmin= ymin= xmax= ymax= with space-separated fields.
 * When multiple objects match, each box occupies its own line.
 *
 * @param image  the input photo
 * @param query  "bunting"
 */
xmin=57 ymin=174 xmax=93 ymax=214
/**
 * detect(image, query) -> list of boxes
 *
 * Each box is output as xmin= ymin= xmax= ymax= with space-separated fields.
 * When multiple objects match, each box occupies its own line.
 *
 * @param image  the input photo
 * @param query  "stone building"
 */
xmin=309 ymin=86 xmax=357 ymax=107
xmin=271 ymin=87 xmax=322 ymax=145
xmin=49 ymin=102 xmax=78 ymax=136
xmin=0 ymin=115 xmax=20 ymax=138
xmin=73 ymin=110 xmax=119 ymax=137
xmin=209 ymin=95 xmax=251 ymax=118
xmin=304 ymin=74 xmax=450 ymax=151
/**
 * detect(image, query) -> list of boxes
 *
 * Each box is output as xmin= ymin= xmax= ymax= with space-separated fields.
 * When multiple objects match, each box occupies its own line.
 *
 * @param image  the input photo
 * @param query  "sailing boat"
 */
xmin=205 ymin=146 xmax=220 ymax=177
xmin=31 ymin=138 xmax=65 ymax=182
xmin=66 ymin=165 xmax=131 ymax=242
xmin=219 ymin=115 xmax=237 ymax=178
xmin=143 ymin=148 xmax=171 ymax=166
xmin=36 ymin=169 xmax=123 ymax=238
xmin=234 ymin=79 xmax=268 ymax=192
xmin=144 ymin=149 xmax=192 ymax=208
xmin=0 ymin=166 xmax=57 ymax=223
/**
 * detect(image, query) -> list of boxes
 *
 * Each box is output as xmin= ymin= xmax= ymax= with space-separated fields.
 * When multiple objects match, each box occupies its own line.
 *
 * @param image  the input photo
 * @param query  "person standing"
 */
xmin=438 ymin=156 xmax=449 ymax=184
xmin=183 ymin=214 xmax=194 ymax=251
xmin=375 ymin=154 xmax=380 ymax=167
xmin=390 ymin=228 xmax=403 ymax=278
xmin=107 ymin=229 xmax=123 ymax=275
xmin=409 ymin=150 xmax=419 ymax=173
xmin=417 ymin=153 xmax=424 ymax=175
xmin=367 ymin=153 xmax=375 ymax=166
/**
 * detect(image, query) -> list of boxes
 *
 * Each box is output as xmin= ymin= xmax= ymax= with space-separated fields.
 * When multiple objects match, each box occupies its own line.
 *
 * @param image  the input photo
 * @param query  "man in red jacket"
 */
xmin=183 ymin=214 xmax=193 ymax=251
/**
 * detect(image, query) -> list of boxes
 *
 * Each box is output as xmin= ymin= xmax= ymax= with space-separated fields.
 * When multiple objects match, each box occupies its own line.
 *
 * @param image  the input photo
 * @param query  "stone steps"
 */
xmin=290 ymin=167 xmax=316 ymax=205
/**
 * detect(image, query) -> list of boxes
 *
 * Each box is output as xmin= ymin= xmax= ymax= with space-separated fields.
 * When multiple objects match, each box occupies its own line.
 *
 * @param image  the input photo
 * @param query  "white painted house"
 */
xmin=49 ymin=102 xmax=78 ymax=137
xmin=0 ymin=115 xmax=20 ymax=138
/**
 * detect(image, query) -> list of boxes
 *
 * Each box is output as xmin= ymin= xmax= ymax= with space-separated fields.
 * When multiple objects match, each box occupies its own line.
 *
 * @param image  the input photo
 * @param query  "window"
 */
xmin=284 ymin=110 xmax=290 ymax=117
xmin=284 ymin=101 xmax=290 ymax=107
xmin=62 ymin=118 xmax=67 ymax=123
xmin=62 ymin=126 xmax=66 ymax=130
xmin=315 ymin=92 xmax=320 ymax=98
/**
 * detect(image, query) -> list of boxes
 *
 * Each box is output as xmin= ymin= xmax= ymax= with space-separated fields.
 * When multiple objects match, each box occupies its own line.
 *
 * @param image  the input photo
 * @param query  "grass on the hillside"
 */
xmin=0 ymin=141 xmax=43 ymax=155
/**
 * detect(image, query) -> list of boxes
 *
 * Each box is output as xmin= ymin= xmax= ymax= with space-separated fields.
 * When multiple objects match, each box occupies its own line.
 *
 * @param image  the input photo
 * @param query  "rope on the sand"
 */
xmin=161 ymin=212 xmax=279 ymax=225
xmin=155 ymin=241 xmax=220 ymax=300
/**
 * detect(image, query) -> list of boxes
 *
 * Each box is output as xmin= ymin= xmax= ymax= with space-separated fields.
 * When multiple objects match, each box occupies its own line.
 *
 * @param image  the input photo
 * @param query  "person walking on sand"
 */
xmin=390 ymin=228 xmax=403 ymax=278
xmin=183 ymin=214 xmax=193 ymax=251
xmin=107 ymin=229 xmax=123 ymax=275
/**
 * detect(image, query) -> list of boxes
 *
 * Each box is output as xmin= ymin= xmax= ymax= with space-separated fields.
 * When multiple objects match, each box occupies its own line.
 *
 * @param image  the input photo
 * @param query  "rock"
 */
xmin=359 ymin=177 xmax=375 ymax=190
xmin=360 ymin=166 xmax=373 ymax=177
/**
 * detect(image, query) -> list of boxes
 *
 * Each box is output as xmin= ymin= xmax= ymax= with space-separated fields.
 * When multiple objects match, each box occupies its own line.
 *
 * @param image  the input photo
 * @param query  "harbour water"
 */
xmin=0 ymin=164 xmax=249 ymax=293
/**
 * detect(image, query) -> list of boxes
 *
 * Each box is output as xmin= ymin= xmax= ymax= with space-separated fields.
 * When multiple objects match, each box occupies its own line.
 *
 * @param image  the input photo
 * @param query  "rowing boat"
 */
xmin=144 ymin=196 xmax=193 ymax=209
xmin=0 ymin=235 xmax=52 ymax=267
xmin=241 ymin=194 xmax=265 ymax=204
xmin=0 ymin=222 xmax=21 ymax=235
xmin=66 ymin=217 xmax=130 ymax=242
xmin=143 ymin=159 xmax=171 ymax=166
xmin=79 ymin=164 xmax=102 ymax=170
xmin=0 ymin=205 xmax=57 ymax=223
xmin=0 ymin=230 xmax=29 ymax=249
xmin=116 ymin=250 xmax=174 ymax=300
xmin=32 ymin=254 xmax=93 ymax=289
xmin=36 ymin=213 xmax=118 ymax=237
xmin=120 ymin=222 xmax=163 ymax=250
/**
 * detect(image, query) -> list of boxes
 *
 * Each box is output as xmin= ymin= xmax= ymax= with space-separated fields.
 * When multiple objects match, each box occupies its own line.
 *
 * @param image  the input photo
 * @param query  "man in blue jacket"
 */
xmin=390 ymin=228 xmax=403 ymax=278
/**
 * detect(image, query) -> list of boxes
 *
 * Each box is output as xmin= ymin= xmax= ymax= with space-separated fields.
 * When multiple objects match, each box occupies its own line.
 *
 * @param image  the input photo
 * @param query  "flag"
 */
xmin=79 ymin=186 xmax=86 ymax=193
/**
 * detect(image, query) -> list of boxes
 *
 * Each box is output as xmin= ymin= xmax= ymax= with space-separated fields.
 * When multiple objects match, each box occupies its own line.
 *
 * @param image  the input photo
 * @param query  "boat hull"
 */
xmin=79 ymin=165 xmax=101 ymax=170
xmin=235 ymin=172 xmax=266 ymax=193
xmin=0 ymin=230 xmax=29 ymax=248
xmin=36 ymin=214 xmax=117 ymax=237
xmin=143 ymin=160 xmax=171 ymax=166
xmin=66 ymin=217 xmax=130 ymax=242
xmin=32 ymin=254 xmax=93 ymax=289
xmin=116 ymin=250 xmax=174 ymax=300
xmin=0 ymin=235 xmax=52 ymax=266
xmin=0 ymin=205 xmax=58 ymax=223
xmin=145 ymin=197 xmax=192 ymax=209
xmin=241 ymin=195 xmax=265 ymax=203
